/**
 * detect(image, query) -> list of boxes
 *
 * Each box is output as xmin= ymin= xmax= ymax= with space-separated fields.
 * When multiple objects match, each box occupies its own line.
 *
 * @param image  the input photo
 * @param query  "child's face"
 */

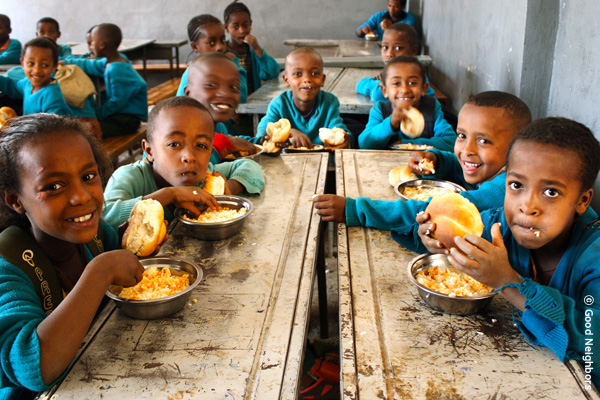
xmin=388 ymin=0 xmax=406 ymax=20
xmin=454 ymin=104 xmax=517 ymax=185
xmin=144 ymin=106 xmax=215 ymax=188
xmin=381 ymin=62 xmax=427 ymax=109
xmin=36 ymin=22 xmax=60 ymax=42
xmin=190 ymin=23 xmax=227 ymax=54
xmin=184 ymin=58 xmax=241 ymax=123
xmin=225 ymin=12 xmax=252 ymax=46
xmin=381 ymin=30 xmax=417 ymax=63
xmin=0 ymin=21 xmax=10 ymax=44
xmin=283 ymin=52 xmax=326 ymax=106
xmin=21 ymin=46 xmax=57 ymax=90
xmin=88 ymin=28 xmax=104 ymax=58
xmin=505 ymin=141 xmax=592 ymax=251
xmin=10 ymin=131 xmax=104 ymax=244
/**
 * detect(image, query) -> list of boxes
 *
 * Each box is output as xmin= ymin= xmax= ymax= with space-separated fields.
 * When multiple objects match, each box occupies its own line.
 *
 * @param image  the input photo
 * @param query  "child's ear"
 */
xmin=141 ymin=139 xmax=154 ymax=162
xmin=282 ymin=73 xmax=291 ymax=87
xmin=422 ymin=81 xmax=430 ymax=93
xmin=3 ymin=191 xmax=26 ymax=214
xmin=576 ymin=188 xmax=594 ymax=216
xmin=380 ymin=81 xmax=389 ymax=99
xmin=321 ymin=73 xmax=326 ymax=87
xmin=410 ymin=46 xmax=419 ymax=56
xmin=183 ymin=85 xmax=190 ymax=97
xmin=190 ymin=41 xmax=199 ymax=53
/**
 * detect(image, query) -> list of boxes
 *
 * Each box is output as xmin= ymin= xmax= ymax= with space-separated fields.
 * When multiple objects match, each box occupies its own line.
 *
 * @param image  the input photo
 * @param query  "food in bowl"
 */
xmin=401 ymin=185 xmax=460 ymax=201
xmin=390 ymin=143 xmax=434 ymax=151
xmin=118 ymin=266 xmax=191 ymax=300
xmin=415 ymin=264 xmax=493 ymax=297
xmin=181 ymin=207 xmax=247 ymax=223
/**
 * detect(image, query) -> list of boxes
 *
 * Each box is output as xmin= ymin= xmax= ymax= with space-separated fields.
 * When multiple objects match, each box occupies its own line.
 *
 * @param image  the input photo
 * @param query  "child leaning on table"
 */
xmin=63 ymin=23 xmax=148 ymax=138
xmin=437 ymin=118 xmax=600 ymax=388
xmin=357 ymin=0 xmax=417 ymax=38
xmin=358 ymin=55 xmax=455 ymax=151
xmin=0 ymin=114 xmax=143 ymax=400
xmin=0 ymin=14 xmax=21 ymax=64
xmin=101 ymin=96 xmax=265 ymax=231
xmin=223 ymin=1 xmax=280 ymax=95
xmin=313 ymin=91 xmax=531 ymax=237
xmin=176 ymin=14 xmax=248 ymax=103
xmin=253 ymin=47 xmax=351 ymax=148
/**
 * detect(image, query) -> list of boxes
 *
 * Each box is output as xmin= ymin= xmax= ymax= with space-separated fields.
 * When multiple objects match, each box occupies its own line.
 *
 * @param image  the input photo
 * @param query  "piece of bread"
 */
xmin=389 ymin=165 xmax=418 ymax=187
xmin=419 ymin=158 xmax=436 ymax=174
xmin=122 ymin=199 xmax=167 ymax=257
xmin=319 ymin=127 xmax=347 ymax=146
xmin=0 ymin=107 xmax=17 ymax=128
xmin=400 ymin=107 xmax=425 ymax=138
xmin=204 ymin=172 xmax=225 ymax=195
xmin=425 ymin=193 xmax=484 ymax=249
xmin=266 ymin=118 xmax=291 ymax=143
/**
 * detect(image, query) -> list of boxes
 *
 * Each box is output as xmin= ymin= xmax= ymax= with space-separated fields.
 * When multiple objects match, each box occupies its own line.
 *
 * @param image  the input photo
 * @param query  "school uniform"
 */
xmin=6 ymin=46 xmax=73 ymax=81
xmin=0 ymin=222 xmax=118 ymax=399
xmin=226 ymin=41 xmax=280 ymax=94
xmin=356 ymin=75 xmax=435 ymax=102
xmin=251 ymin=90 xmax=350 ymax=145
xmin=357 ymin=10 xmax=417 ymax=37
xmin=0 ymin=38 xmax=22 ymax=64
xmin=176 ymin=57 xmax=249 ymax=103
xmin=358 ymin=95 xmax=455 ymax=151
xmin=102 ymin=159 xmax=266 ymax=231
xmin=0 ymin=76 xmax=72 ymax=115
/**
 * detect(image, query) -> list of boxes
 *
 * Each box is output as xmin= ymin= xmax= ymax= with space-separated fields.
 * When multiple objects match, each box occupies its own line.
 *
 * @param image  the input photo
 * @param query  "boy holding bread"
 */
xmin=101 ymin=96 xmax=265 ymax=231
xmin=313 ymin=91 xmax=531 ymax=246
xmin=253 ymin=47 xmax=351 ymax=149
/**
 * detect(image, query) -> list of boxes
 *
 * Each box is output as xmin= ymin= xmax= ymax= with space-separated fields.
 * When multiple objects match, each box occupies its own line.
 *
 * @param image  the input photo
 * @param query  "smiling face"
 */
xmin=283 ymin=51 xmax=325 ymax=111
xmin=381 ymin=30 xmax=417 ymax=63
xmin=10 ymin=131 xmax=103 ymax=245
xmin=88 ymin=27 xmax=105 ymax=58
xmin=190 ymin=22 xmax=227 ymax=54
xmin=454 ymin=104 xmax=516 ymax=185
xmin=225 ymin=11 xmax=252 ymax=46
xmin=143 ymin=106 xmax=214 ymax=188
xmin=184 ymin=57 xmax=241 ymax=123
xmin=36 ymin=22 xmax=60 ymax=42
xmin=381 ymin=62 xmax=427 ymax=110
xmin=505 ymin=141 xmax=592 ymax=251
xmin=21 ymin=46 xmax=57 ymax=90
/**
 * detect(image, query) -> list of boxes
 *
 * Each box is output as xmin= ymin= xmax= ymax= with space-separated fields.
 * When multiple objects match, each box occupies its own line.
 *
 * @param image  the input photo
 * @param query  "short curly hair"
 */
xmin=0 ymin=114 xmax=112 ymax=230
xmin=224 ymin=1 xmax=251 ymax=24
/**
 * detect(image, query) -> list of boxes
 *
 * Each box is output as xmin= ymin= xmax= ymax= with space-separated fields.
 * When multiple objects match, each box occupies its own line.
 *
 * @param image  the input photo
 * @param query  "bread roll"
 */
xmin=389 ymin=165 xmax=417 ymax=187
xmin=319 ymin=127 xmax=347 ymax=146
xmin=400 ymin=107 xmax=425 ymax=138
xmin=204 ymin=172 xmax=225 ymax=195
xmin=266 ymin=118 xmax=291 ymax=143
xmin=425 ymin=193 xmax=484 ymax=249
xmin=0 ymin=107 xmax=17 ymax=128
xmin=122 ymin=199 xmax=167 ymax=257
xmin=419 ymin=158 xmax=436 ymax=174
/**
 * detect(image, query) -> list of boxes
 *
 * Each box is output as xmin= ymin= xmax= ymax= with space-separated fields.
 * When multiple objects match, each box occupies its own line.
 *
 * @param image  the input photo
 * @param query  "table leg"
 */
xmin=317 ymin=221 xmax=329 ymax=339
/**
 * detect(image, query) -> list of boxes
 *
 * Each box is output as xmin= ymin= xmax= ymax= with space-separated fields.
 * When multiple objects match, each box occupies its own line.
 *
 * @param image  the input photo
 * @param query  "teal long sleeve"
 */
xmin=0 ymin=39 xmax=21 ymax=64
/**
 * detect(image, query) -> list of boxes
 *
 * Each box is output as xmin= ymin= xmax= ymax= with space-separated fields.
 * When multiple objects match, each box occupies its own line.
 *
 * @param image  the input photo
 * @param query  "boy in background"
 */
xmin=37 ymin=17 xmax=71 ymax=58
xmin=0 ymin=14 xmax=21 ymax=64
xmin=63 ymin=23 xmax=147 ymax=138
xmin=357 ymin=0 xmax=416 ymax=38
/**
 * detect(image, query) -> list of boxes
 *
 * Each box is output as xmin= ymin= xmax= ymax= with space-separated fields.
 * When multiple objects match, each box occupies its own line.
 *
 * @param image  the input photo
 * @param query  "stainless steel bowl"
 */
xmin=407 ymin=253 xmax=496 ymax=315
xmin=387 ymin=143 xmax=435 ymax=151
xmin=175 ymin=195 xmax=254 ymax=241
xmin=106 ymin=257 xmax=203 ymax=319
xmin=365 ymin=34 xmax=379 ymax=41
xmin=221 ymin=144 xmax=264 ymax=161
xmin=394 ymin=179 xmax=466 ymax=201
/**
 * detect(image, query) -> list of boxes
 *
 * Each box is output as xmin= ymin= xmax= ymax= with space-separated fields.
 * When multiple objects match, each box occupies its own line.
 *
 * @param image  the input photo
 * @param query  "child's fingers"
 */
xmin=490 ymin=222 xmax=505 ymax=247
xmin=415 ymin=211 xmax=431 ymax=224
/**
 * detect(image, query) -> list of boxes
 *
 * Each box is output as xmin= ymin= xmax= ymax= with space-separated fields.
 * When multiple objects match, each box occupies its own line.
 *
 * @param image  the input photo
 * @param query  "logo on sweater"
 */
xmin=22 ymin=249 xmax=53 ymax=315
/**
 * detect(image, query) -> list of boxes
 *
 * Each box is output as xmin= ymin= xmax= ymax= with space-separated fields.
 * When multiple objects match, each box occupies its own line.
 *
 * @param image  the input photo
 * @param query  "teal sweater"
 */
xmin=176 ymin=57 xmax=248 ymax=103
xmin=102 ymin=159 xmax=265 ymax=230
xmin=0 ymin=77 xmax=72 ymax=116
xmin=0 ymin=39 xmax=21 ymax=64
xmin=356 ymin=75 xmax=435 ymax=102
xmin=0 ymin=222 xmax=118 ymax=399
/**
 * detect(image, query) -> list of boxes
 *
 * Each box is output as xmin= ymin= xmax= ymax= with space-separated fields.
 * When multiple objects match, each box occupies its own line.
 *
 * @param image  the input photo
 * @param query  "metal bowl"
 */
xmin=407 ymin=253 xmax=496 ymax=315
xmin=221 ymin=144 xmax=264 ymax=161
xmin=175 ymin=195 xmax=254 ymax=241
xmin=387 ymin=143 xmax=435 ymax=151
xmin=365 ymin=33 xmax=379 ymax=41
xmin=394 ymin=179 xmax=466 ymax=201
xmin=106 ymin=257 xmax=202 ymax=319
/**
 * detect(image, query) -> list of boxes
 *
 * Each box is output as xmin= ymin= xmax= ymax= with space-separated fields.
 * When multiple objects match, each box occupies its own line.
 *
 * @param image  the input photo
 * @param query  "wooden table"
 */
xmin=39 ymin=153 xmax=329 ymax=400
xmin=335 ymin=149 xmax=597 ymax=399
xmin=146 ymin=40 xmax=188 ymax=77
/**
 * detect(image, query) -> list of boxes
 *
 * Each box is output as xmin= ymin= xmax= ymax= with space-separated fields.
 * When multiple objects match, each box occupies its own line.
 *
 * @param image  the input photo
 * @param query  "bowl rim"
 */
xmin=407 ymin=253 xmax=496 ymax=300
xmin=106 ymin=257 xmax=203 ymax=304
xmin=394 ymin=179 xmax=466 ymax=200
xmin=175 ymin=195 xmax=254 ymax=226
xmin=387 ymin=143 xmax=435 ymax=151
xmin=221 ymin=144 xmax=264 ymax=161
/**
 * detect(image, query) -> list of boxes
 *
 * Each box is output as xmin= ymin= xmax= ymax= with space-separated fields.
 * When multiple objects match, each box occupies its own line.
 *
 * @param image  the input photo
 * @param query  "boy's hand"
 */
xmin=324 ymin=131 xmax=351 ymax=150
xmin=390 ymin=105 xmax=410 ymax=131
xmin=416 ymin=212 xmax=447 ymax=254
xmin=243 ymin=34 xmax=263 ymax=56
xmin=448 ymin=223 xmax=521 ymax=289
xmin=357 ymin=26 xmax=373 ymax=37
xmin=409 ymin=151 xmax=437 ymax=175
xmin=289 ymin=128 xmax=313 ymax=148
xmin=380 ymin=18 xmax=392 ymax=31
xmin=94 ymin=249 xmax=145 ymax=288
xmin=374 ymin=72 xmax=383 ymax=81
xmin=313 ymin=194 xmax=346 ymax=222
xmin=171 ymin=186 xmax=220 ymax=217
xmin=229 ymin=136 xmax=258 ymax=155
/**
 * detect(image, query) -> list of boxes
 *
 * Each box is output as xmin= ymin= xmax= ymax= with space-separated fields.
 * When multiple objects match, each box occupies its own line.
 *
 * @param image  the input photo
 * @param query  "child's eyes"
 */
xmin=508 ymin=181 xmax=523 ymax=191
xmin=477 ymin=138 xmax=491 ymax=145
xmin=394 ymin=46 xmax=404 ymax=51
xmin=543 ymin=188 xmax=560 ymax=198
xmin=382 ymin=45 xmax=389 ymax=51
xmin=167 ymin=141 xmax=181 ymax=148
xmin=230 ymin=84 xmax=240 ymax=92
xmin=43 ymin=182 xmax=64 ymax=192
xmin=293 ymin=72 xmax=302 ymax=77
xmin=196 ymin=143 xmax=209 ymax=150
xmin=209 ymin=40 xmax=217 ymax=46
xmin=311 ymin=72 xmax=321 ymax=77
xmin=204 ymin=82 xmax=217 ymax=89
xmin=82 ymin=172 xmax=97 ymax=182
xmin=456 ymin=133 xmax=466 ymax=139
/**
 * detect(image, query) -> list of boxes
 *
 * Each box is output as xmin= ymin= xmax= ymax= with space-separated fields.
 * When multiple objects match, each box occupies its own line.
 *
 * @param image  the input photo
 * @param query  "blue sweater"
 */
xmin=0 ymin=39 xmax=21 ymax=64
xmin=250 ymin=90 xmax=350 ymax=145
xmin=176 ymin=57 xmax=249 ymax=103
xmin=0 ymin=77 xmax=72 ymax=116
xmin=102 ymin=159 xmax=266 ymax=230
xmin=0 ymin=222 xmax=118 ymax=399
xmin=358 ymin=96 xmax=455 ymax=151
xmin=484 ymin=207 xmax=600 ymax=387
xmin=357 ymin=10 xmax=417 ymax=37
xmin=356 ymin=74 xmax=435 ymax=102
xmin=63 ymin=56 xmax=148 ymax=121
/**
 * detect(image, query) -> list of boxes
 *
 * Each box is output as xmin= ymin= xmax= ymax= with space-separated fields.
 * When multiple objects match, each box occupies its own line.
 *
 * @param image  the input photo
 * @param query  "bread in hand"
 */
xmin=204 ymin=172 xmax=225 ymax=195
xmin=425 ymin=193 xmax=484 ymax=249
xmin=400 ymin=107 xmax=425 ymax=138
xmin=319 ymin=127 xmax=347 ymax=146
xmin=389 ymin=165 xmax=418 ymax=187
xmin=266 ymin=118 xmax=291 ymax=143
xmin=122 ymin=199 xmax=167 ymax=257
xmin=418 ymin=158 xmax=436 ymax=174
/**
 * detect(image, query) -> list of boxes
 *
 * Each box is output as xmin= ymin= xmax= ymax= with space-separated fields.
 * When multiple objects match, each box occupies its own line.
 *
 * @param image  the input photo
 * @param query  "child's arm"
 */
xmin=323 ymin=94 xmax=353 ymax=148
xmin=0 ymin=39 xmax=22 ymax=64
xmin=0 ymin=75 xmax=24 ymax=99
xmin=407 ymin=101 xmax=457 ymax=152
xmin=62 ymin=55 xmax=106 ymax=77
xmin=358 ymin=102 xmax=397 ymax=149
xmin=356 ymin=12 xmax=382 ymax=37
xmin=356 ymin=77 xmax=386 ymax=102
xmin=210 ymin=158 xmax=265 ymax=195
xmin=95 ymin=65 xmax=141 ymax=120
xmin=246 ymin=39 xmax=280 ymax=81
xmin=313 ymin=195 xmax=347 ymax=222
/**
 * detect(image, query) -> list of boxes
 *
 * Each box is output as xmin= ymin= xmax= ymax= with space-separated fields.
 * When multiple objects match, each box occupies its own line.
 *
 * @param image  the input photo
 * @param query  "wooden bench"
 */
xmin=147 ymin=77 xmax=181 ymax=106
xmin=102 ymin=123 xmax=147 ymax=165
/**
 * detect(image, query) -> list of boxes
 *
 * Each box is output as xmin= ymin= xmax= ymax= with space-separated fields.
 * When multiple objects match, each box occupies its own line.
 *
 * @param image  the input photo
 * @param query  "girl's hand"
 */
xmin=313 ymin=194 xmax=346 ymax=222
xmin=92 ymin=249 xmax=145 ymax=288
xmin=243 ymin=34 xmax=263 ymax=56
xmin=409 ymin=151 xmax=437 ymax=175
xmin=416 ymin=212 xmax=447 ymax=254
xmin=374 ymin=72 xmax=383 ymax=81
xmin=171 ymin=186 xmax=220 ymax=217
xmin=448 ymin=223 xmax=521 ymax=289
xmin=380 ymin=19 xmax=392 ymax=31
xmin=390 ymin=105 xmax=409 ymax=130
xmin=289 ymin=128 xmax=313 ymax=148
